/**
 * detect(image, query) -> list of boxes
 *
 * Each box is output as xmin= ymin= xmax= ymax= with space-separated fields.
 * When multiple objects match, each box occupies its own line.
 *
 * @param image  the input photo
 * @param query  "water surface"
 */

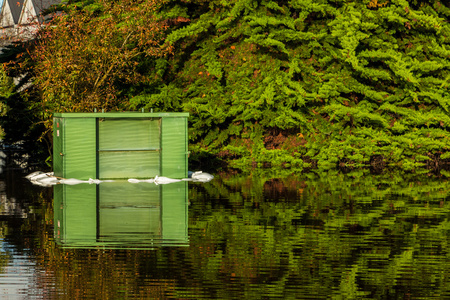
xmin=0 ymin=168 xmax=449 ymax=299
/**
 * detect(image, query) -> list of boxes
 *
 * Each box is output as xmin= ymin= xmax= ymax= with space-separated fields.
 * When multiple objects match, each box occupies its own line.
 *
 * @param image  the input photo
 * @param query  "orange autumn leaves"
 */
xmin=31 ymin=0 xmax=172 ymax=113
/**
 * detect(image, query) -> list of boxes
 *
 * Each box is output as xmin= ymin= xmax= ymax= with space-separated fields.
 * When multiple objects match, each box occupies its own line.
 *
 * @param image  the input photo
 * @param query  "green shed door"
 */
xmin=98 ymin=118 xmax=161 ymax=179
xmin=161 ymin=117 xmax=188 ymax=178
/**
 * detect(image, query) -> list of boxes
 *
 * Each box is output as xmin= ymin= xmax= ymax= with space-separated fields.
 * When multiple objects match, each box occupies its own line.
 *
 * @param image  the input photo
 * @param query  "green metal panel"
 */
xmin=53 ymin=112 xmax=188 ymax=180
xmin=98 ymin=118 xmax=160 ymax=150
xmin=161 ymin=117 xmax=188 ymax=178
xmin=64 ymin=118 xmax=97 ymax=180
xmin=53 ymin=117 xmax=64 ymax=178
xmin=98 ymin=118 xmax=161 ymax=179
xmin=99 ymin=151 xmax=160 ymax=179
xmin=54 ymin=112 xmax=189 ymax=118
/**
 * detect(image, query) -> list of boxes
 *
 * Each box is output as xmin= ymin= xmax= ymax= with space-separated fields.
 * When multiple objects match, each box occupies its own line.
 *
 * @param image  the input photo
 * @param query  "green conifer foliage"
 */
xmin=128 ymin=0 xmax=450 ymax=170
xmin=14 ymin=0 xmax=446 ymax=171
xmin=312 ymin=0 xmax=450 ymax=169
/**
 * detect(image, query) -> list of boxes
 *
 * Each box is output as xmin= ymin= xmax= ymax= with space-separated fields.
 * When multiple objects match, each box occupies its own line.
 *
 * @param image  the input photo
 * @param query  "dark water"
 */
xmin=0 ymin=168 xmax=449 ymax=299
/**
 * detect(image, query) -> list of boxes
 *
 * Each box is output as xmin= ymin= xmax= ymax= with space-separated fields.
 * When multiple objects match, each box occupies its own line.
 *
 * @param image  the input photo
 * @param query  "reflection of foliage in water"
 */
xmin=187 ymin=170 xmax=450 ymax=299
xmin=0 ymin=224 xmax=11 ymax=274
xmin=17 ymin=170 xmax=450 ymax=299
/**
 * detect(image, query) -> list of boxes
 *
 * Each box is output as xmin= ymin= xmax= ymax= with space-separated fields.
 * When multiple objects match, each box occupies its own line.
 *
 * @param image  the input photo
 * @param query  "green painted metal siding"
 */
xmin=65 ymin=118 xmax=97 ymax=179
xmin=53 ymin=117 xmax=96 ymax=180
xmin=98 ymin=118 xmax=161 ymax=179
xmin=98 ymin=118 xmax=160 ymax=150
xmin=53 ymin=112 xmax=188 ymax=180
xmin=161 ymin=117 xmax=188 ymax=178
xmin=53 ymin=118 xmax=64 ymax=178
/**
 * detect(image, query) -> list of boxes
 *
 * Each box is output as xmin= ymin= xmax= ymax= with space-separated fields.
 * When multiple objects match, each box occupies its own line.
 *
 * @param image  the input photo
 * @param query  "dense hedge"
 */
xmin=127 ymin=0 xmax=450 ymax=170
xmin=3 ymin=0 xmax=450 ymax=171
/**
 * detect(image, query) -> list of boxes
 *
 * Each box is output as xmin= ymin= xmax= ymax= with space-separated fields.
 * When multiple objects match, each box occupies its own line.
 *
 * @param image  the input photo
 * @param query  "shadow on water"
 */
xmin=1 ymin=149 xmax=450 ymax=298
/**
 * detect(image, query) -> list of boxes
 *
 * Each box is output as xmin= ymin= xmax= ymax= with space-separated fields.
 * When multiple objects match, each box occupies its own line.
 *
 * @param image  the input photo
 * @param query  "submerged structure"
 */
xmin=53 ymin=112 xmax=189 ymax=180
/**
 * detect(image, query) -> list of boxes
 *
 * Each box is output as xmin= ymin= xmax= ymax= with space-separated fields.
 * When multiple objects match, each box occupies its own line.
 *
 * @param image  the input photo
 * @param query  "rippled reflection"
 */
xmin=54 ymin=181 xmax=189 ymax=249
xmin=0 ymin=172 xmax=42 ymax=299
xmin=0 ymin=242 xmax=38 ymax=298
xmin=1 ymin=169 xmax=450 ymax=299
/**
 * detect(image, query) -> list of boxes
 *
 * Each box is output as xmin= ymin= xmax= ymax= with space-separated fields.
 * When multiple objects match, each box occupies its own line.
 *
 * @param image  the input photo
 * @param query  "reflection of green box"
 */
xmin=53 ymin=112 xmax=189 ymax=180
xmin=54 ymin=181 xmax=189 ymax=249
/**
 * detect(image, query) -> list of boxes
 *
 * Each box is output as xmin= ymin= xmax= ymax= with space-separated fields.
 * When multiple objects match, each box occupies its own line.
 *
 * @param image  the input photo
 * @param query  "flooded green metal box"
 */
xmin=53 ymin=112 xmax=189 ymax=180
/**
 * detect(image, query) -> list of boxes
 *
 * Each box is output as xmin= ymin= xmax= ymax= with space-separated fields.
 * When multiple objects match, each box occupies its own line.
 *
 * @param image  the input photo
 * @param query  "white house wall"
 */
xmin=0 ymin=0 xmax=17 ymax=40
xmin=17 ymin=0 xmax=39 ymax=38
xmin=0 ymin=0 xmax=60 ymax=41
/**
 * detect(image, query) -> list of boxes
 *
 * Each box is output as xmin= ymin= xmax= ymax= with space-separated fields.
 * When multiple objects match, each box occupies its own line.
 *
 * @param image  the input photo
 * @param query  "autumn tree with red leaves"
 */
xmin=31 ymin=0 xmax=172 ymax=116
